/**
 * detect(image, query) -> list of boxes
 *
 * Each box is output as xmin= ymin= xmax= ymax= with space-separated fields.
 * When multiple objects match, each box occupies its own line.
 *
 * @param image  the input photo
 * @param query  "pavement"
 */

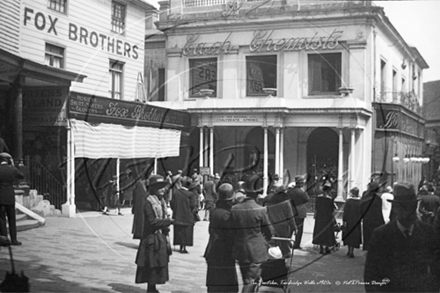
xmin=0 ymin=208 xmax=367 ymax=293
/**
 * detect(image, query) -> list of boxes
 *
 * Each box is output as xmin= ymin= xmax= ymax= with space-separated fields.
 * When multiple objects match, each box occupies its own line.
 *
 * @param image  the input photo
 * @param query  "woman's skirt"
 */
xmin=173 ymin=225 xmax=194 ymax=246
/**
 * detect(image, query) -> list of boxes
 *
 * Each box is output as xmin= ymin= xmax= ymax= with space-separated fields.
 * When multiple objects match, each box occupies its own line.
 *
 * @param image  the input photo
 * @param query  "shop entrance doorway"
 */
xmin=307 ymin=127 xmax=338 ymax=196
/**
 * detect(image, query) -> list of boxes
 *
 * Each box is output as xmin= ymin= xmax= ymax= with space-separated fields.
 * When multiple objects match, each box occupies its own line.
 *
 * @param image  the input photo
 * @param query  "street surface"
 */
xmin=0 ymin=208 xmax=367 ymax=292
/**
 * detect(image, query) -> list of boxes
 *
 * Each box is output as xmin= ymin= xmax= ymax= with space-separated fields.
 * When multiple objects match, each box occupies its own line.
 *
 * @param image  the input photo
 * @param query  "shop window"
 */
xmin=308 ymin=53 xmax=341 ymax=95
xmin=111 ymin=1 xmax=125 ymax=34
xmin=109 ymin=60 xmax=124 ymax=99
xmin=189 ymin=58 xmax=217 ymax=97
xmin=48 ymin=0 xmax=67 ymax=13
xmin=246 ymin=55 xmax=277 ymax=96
xmin=45 ymin=43 xmax=64 ymax=69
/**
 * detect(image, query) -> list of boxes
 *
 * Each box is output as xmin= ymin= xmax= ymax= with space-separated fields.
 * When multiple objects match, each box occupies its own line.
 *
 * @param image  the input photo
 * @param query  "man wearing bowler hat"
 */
xmin=231 ymin=174 xmax=274 ymax=293
xmin=364 ymin=182 xmax=440 ymax=292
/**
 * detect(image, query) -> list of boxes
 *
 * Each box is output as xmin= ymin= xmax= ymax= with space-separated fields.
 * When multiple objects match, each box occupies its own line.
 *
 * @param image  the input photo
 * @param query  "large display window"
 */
xmin=189 ymin=58 xmax=217 ymax=97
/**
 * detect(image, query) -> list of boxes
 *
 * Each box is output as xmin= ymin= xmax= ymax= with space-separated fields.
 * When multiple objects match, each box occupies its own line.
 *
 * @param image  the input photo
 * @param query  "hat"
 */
xmin=0 ymin=152 xmax=12 ymax=159
xmin=349 ymin=187 xmax=359 ymax=197
xmin=243 ymin=174 xmax=264 ymax=194
xmin=295 ymin=175 xmax=305 ymax=183
xmin=273 ymin=174 xmax=279 ymax=180
xmin=287 ymin=182 xmax=295 ymax=189
xmin=323 ymin=181 xmax=332 ymax=188
xmin=268 ymin=246 xmax=283 ymax=259
xmin=218 ymin=183 xmax=235 ymax=201
xmin=368 ymin=181 xmax=379 ymax=191
xmin=388 ymin=182 xmax=419 ymax=203
xmin=177 ymin=170 xmax=183 ymax=174
xmin=148 ymin=175 xmax=168 ymax=189
xmin=215 ymin=173 xmax=220 ymax=179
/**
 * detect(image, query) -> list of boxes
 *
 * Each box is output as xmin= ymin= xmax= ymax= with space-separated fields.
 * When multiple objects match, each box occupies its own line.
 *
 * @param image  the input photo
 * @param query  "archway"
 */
xmin=307 ymin=127 xmax=338 ymax=195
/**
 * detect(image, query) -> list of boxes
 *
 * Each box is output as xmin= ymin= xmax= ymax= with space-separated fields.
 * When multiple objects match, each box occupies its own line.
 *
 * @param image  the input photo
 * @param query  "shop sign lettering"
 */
xmin=182 ymin=29 xmax=343 ymax=56
xmin=250 ymin=29 xmax=343 ymax=52
xmin=23 ymin=7 xmax=138 ymax=59
xmin=213 ymin=115 xmax=261 ymax=123
xmin=69 ymin=92 xmax=191 ymax=130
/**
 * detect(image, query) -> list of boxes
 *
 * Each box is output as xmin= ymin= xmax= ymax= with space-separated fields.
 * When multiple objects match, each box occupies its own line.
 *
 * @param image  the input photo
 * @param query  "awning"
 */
xmin=71 ymin=119 xmax=181 ymax=159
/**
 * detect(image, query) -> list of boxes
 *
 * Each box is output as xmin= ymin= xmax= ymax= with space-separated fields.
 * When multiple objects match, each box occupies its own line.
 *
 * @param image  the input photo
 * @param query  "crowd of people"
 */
xmin=129 ymin=168 xmax=440 ymax=293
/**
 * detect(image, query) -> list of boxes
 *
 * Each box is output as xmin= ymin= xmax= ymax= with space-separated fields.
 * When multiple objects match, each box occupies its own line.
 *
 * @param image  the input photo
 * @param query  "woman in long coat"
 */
xmin=170 ymin=177 xmax=198 ymax=253
xmin=360 ymin=181 xmax=385 ymax=250
xmin=204 ymin=183 xmax=238 ymax=293
xmin=342 ymin=187 xmax=362 ymax=258
xmin=312 ymin=181 xmax=336 ymax=254
xmin=135 ymin=175 xmax=174 ymax=293
xmin=132 ymin=176 xmax=148 ymax=240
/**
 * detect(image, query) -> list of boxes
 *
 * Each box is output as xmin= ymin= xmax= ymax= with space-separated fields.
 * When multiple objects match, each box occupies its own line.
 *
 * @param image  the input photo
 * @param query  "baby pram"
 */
xmin=255 ymin=237 xmax=295 ymax=293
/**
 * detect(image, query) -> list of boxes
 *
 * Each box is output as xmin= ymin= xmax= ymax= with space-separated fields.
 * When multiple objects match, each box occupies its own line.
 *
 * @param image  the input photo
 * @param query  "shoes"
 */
xmin=349 ymin=253 xmax=354 ymax=258
xmin=11 ymin=241 xmax=22 ymax=246
xmin=324 ymin=248 xmax=331 ymax=254
xmin=293 ymin=246 xmax=301 ymax=250
xmin=118 ymin=212 xmax=123 ymax=216
xmin=203 ymin=219 xmax=208 ymax=221
xmin=179 ymin=248 xmax=189 ymax=254
xmin=103 ymin=211 xmax=109 ymax=215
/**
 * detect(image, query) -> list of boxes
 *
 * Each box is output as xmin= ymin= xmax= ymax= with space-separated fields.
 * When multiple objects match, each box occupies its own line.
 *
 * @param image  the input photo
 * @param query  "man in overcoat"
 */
xmin=364 ymin=182 xmax=440 ymax=292
xmin=231 ymin=174 xmax=274 ymax=293
xmin=203 ymin=174 xmax=217 ymax=221
xmin=0 ymin=153 xmax=24 ymax=246
xmin=204 ymin=183 xmax=238 ymax=293
xmin=287 ymin=175 xmax=309 ymax=249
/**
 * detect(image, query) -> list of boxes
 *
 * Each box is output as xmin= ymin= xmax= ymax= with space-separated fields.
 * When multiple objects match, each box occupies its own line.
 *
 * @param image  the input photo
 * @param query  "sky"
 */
xmin=377 ymin=0 xmax=440 ymax=83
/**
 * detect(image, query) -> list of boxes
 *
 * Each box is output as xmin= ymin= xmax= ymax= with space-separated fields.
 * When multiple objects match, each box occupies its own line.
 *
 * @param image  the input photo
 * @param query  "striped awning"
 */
xmin=70 ymin=119 xmax=181 ymax=159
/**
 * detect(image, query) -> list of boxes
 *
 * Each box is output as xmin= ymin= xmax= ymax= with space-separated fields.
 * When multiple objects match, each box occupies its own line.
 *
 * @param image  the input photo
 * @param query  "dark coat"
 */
xmin=364 ymin=219 xmax=440 ymax=292
xmin=204 ymin=200 xmax=238 ymax=292
xmin=203 ymin=180 xmax=217 ymax=206
xmin=287 ymin=186 xmax=310 ymax=218
xmin=264 ymin=191 xmax=297 ymax=257
xmin=0 ymin=164 xmax=24 ymax=205
xmin=135 ymin=195 xmax=173 ymax=284
xmin=231 ymin=197 xmax=274 ymax=263
xmin=312 ymin=195 xmax=336 ymax=246
xmin=360 ymin=191 xmax=385 ymax=250
xmin=132 ymin=180 xmax=147 ymax=239
xmin=171 ymin=187 xmax=197 ymax=246
xmin=342 ymin=198 xmax=362 ymax=248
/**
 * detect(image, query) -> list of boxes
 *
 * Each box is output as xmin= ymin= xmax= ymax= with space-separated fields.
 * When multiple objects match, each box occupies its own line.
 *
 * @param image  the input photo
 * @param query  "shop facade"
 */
xmin=0 ymin=0 xmax=159 ymax=212
xmin=147 ymin=0 xmax=428 ymax=199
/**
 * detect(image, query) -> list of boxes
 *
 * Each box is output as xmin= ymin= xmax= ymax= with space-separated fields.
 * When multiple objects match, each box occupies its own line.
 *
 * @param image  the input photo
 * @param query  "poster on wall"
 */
xmin=23 ymin=86 xmax=68 ymax=127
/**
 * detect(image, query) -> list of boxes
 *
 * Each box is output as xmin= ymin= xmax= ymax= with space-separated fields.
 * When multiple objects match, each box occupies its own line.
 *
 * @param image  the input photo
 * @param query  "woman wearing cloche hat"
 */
xmin=135 ymin=174 xmax=174 ymax=293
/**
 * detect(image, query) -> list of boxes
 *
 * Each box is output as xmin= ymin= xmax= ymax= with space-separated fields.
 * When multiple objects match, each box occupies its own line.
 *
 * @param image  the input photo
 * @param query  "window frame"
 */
xmin=48 ymin=0 xmax=68 ymax=14
xmin=188 ymin=57 xmax=218 ymax=98
xmin=246 ymin=55 xmax=278 ymax=97
xmin=109 ymin=60 xmax=124 ymax=100
xmin=307 ymin=52 xmax=342 ymax=96
xmin=45 ymin=43 xmax=65 ymax=69
xmin=111 ymin=1 xmax=126 ymax=35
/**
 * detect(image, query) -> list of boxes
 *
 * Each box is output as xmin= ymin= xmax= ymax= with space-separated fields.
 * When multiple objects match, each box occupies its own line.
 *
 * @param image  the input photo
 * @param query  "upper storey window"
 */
xmin=189 ymin=58 xmax=217 ymax=97
xmin=308 ymin=53 xmax=341 ymax=95
xmin=246 ymin=55 xmax=277 ymax=97
xmin=111 ymin=2 xmax=126 ymax=34
xmin=45 ymin=43 xmax=65 ymax=69
xmin=48 ymin=0 xmax=67 ymax=14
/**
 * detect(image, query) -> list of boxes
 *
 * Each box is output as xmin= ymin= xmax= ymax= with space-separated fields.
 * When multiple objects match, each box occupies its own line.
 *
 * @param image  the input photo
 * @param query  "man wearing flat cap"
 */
xmin=0 ymin=152 xmax=24 ymax=245
xmin=364 ymin=182 xmax=440 ymax=292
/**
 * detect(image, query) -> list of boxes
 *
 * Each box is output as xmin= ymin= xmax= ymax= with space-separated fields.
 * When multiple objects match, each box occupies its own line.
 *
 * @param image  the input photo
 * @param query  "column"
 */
xmin=116 ymin=158 xmax=121 ymax=196
xmin=210 ymin=127 xmax=214 ymax=175
xmin=280 ymin=128 xmax=284 ymax=183
xmin=275 ymin=127 xmax=280 ymax=177
xmin=199 ymin=127 xmax=204 ymax=168
xmin=14 ymin=87 xmax=23 ymax=163
xmin=263 ymin=127 xmax=268 ymax=196
xmin=337 ymin=128 xmax=344 ymax=200
xmin=62 ymin=121 xmax=76 ymax=218
xmin=350 ymin=128 xmax=356 ymax=190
